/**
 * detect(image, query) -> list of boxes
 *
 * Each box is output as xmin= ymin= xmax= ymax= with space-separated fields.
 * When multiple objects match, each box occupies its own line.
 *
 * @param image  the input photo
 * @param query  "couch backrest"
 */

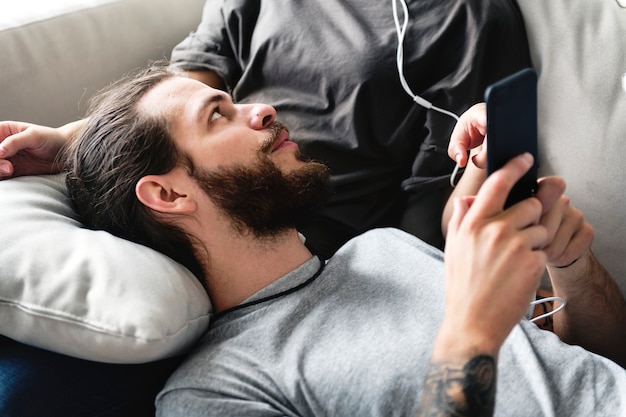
xmin=518 ymin=0 xmax=626 ymax=293
xmin=0 ymin=0 xmax=205 ymax=127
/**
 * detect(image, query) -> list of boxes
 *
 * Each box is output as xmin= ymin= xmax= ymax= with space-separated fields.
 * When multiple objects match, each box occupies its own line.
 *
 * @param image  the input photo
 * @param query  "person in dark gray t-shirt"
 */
xmin=169 ymin=0 xmax=533 ymax=257
xmin=0 ymin=1 xmax=533 ymax=259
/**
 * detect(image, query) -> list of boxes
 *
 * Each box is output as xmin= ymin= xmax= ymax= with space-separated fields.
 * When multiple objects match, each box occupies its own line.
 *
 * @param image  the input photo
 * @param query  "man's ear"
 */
xmin=136 ymin=173 xmax=196 ymax=214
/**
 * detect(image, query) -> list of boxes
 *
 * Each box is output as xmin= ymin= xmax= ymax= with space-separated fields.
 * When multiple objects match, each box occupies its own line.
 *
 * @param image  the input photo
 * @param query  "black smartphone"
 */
xmin=485 ymin=68 xmax=539 ymax=208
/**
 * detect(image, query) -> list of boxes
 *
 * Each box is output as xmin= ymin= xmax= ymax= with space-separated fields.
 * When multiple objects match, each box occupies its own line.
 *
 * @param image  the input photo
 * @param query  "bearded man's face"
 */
xmin=191 ymin=146 xmax=332 ymax=238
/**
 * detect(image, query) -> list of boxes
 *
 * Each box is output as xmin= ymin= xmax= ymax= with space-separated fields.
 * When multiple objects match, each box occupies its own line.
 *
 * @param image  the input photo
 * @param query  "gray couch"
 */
xmin=2 ymin=2 xmax=625 ymax=298
xmin=516 ymin=0 xmax=626 ymax=296
xmin=0 ymin=0 xmax=205 ymax=127
xmin=1 ymin=0 xmax=626 ymax=355
xmin=1 ymin=0 xmax=625 ymax=317
xmin=0 ymin=0 xmax=625 ymax=415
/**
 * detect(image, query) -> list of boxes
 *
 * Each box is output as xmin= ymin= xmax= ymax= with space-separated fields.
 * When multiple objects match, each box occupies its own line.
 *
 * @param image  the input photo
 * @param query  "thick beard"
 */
xmin=190 ymin=152 xmax=332 ymax=239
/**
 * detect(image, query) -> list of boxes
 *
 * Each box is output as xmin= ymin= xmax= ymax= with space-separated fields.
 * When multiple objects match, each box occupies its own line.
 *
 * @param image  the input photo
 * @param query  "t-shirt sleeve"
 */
xmin=170 ymin=0 xmax=257 ymax=89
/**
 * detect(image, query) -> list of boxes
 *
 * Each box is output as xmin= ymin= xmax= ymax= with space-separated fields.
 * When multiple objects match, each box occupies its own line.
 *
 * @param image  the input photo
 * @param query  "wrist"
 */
xmin=546 ymin=250 xmax=597 ymax=299
xmin=57 ymin=119 xmax=86 ymax=141
xmin=432 ymin=321 xmax=500 ymax=363
xmin=547 ymin=249 xmax=592 ymax=276
xmin=553 ymin=257 xmax=580 ymax=269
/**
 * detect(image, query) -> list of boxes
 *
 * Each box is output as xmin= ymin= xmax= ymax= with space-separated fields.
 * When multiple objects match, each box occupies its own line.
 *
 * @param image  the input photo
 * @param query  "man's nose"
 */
xmin=246 ymin=103 xmax=276 ymax=129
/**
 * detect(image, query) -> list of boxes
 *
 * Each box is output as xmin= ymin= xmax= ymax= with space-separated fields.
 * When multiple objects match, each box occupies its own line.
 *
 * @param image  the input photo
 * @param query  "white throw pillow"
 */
xmin=517 ymin=0 xmax=626 ymax=294
xmin=0 ymin=174 xmax=212 ymax=363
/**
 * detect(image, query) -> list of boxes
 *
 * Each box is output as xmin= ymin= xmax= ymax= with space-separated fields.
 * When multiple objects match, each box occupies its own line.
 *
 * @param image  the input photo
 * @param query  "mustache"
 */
xmin=259 ymin=121 xmax=289 ymax=154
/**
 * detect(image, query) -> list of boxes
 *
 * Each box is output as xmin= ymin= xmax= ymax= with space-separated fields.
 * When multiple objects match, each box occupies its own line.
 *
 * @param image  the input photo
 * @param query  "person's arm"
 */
xmin=0 ymin=67 xmax=225 ymax=179
xmin=0 ymin=119 xmax=84 ymax=178
xmin=442 ymin=152 xmax=485 ymax=236
xmin=444 ymin=104 xmax=626 ymax=368
xmin=442 ymin=104 xmax=488 ymax=236
xmin=530 ymin=172 xmax=626 ymax=366
xmin=418 ymin=347 xmax=497 ymax=417
xmin=448 ymin=169 xmax=626 ymax=367
xmin=419 ymin=154 xmax=549 ymax=416
xmin=548 ymin=250 xmax=626 ymax=367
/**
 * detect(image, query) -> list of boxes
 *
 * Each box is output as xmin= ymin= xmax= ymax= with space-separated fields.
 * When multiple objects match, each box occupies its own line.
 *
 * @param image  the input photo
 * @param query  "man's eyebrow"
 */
xmin=196 ymin=93 xmax=226 ymax=123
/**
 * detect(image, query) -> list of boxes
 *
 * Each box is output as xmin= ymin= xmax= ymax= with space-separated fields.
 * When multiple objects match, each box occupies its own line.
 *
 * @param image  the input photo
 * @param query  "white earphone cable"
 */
xmin=391 ymin=0 xmax=461 ymax=186
xmin=392 ymin=0 xmax=567 ymax=323
xmin=529 ymin=296 xmax=567 ymax=323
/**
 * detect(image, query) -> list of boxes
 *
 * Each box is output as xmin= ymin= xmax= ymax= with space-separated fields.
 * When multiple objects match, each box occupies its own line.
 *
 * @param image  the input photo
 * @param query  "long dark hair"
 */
xmin=65 ymin=65 xmax=206 ymax=282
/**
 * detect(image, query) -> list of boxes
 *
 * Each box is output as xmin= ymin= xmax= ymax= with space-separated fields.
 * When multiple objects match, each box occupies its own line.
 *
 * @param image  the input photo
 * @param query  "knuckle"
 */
xmin=528 ymin=197 xmax=543 ymax=214
xmin=543 ymin=244 xmax=559 ymax=262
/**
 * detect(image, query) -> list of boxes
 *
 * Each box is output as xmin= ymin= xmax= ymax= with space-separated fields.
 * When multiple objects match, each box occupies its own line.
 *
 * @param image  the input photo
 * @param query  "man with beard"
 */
xmin=54 ymin=66 xmax=626 ymax=416
xmin=0 ymin=0 xmax=534 ymax=260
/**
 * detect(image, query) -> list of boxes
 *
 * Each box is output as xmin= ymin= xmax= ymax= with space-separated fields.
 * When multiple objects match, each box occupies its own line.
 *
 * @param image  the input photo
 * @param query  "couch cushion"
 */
xmin=0 ymin=0 xmax=117 ymax=29
xmin=0 ymin=0 xmax=205 ymax=127
xmin=517 ymin=0 xmax=626 ymax=293
xmin=0 ymin=174 xmax=212 ymax=363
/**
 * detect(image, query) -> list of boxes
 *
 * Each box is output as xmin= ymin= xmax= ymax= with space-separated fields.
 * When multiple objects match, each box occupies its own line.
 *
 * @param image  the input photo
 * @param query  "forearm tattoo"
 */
xmin=417 ymin=355 xmax=496 ymax=417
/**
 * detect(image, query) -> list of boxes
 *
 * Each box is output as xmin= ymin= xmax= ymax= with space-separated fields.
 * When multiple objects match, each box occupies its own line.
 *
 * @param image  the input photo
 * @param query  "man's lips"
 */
xmin=271 ymin=129 xmax=298 ymax=152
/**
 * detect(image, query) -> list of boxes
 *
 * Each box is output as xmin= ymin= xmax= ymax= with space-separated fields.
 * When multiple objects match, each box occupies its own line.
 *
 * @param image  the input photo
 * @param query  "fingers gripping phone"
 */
xmin=485 ymin=68 xmax=539 ymax=209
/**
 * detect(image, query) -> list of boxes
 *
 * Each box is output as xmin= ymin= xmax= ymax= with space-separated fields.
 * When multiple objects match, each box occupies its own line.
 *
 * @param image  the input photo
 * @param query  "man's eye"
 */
xmin=210 ymin=110 xmax=223 ymax=122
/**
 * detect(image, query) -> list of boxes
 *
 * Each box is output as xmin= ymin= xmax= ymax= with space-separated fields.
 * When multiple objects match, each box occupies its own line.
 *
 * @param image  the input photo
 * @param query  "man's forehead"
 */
xmin=138 ymin=77 xmax=196 ymax=116
xmin=138 ymin=76 xmax=223 ymax=119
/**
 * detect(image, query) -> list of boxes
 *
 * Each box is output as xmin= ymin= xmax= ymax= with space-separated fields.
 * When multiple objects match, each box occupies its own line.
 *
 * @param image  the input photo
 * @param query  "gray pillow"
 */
xmin=0 ymin=174 xmax=212 ymax=363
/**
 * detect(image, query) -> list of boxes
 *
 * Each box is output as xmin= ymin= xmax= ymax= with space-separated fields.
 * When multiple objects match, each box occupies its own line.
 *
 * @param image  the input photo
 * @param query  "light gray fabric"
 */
xmin=156 ymin=228 xmax=626 ymax=416
xmin=0 ymin=0 xmax=205 ymax=127
xmin=0 ymin=174 xmax=211 ymax=363
xmin=517 ymin=0 xmax=626 ymax=296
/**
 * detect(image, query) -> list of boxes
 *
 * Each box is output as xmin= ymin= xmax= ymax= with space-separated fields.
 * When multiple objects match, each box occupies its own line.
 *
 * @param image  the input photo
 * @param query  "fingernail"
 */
xmin=0 ymin=162 xmax=11 ymax=175
xmin=455 ymin=153 xmax=462 ymax=164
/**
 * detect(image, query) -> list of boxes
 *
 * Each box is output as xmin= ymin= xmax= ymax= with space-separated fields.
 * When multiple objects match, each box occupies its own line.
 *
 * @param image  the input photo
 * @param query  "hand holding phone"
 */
xmin=485 ymin=68 xmax=539 ymax=208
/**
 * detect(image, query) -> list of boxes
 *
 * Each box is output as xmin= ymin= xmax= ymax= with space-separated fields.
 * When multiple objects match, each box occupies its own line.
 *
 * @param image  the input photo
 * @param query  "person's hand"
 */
xmin=438 ymin=153 xmax=549 ymax=358
xmin=0 ymin=121 xmax=71 ymax=178
xmin=533 ymin=176 xmax=595 ymax=268
xmin=448 ymin=103 xmax=488 ymax=168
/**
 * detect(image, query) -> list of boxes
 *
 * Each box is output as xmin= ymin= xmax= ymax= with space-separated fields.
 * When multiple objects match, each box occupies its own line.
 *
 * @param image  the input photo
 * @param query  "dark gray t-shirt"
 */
xmin=170 ymin=0 xmax=532 ymax=255
xmin=156 ymin=229 xmax=626 ymax=416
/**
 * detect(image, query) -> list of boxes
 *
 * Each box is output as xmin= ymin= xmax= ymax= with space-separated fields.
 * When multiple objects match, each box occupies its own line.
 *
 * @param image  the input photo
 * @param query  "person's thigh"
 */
xmin=0 ymin=336 xmax=182 ymax=417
